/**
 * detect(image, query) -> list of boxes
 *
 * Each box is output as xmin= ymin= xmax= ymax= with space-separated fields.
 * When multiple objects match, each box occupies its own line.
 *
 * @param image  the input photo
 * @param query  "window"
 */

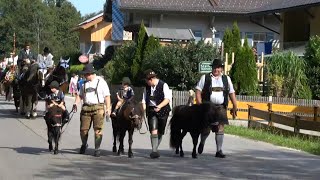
xmin=192 ymin=30 xmax=202 ymax=42
xmin=266 ymin=32 xmax=274 ymax=42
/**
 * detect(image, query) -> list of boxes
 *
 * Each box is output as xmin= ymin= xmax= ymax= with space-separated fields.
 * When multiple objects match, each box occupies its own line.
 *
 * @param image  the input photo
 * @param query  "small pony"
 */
xmin=111 ymin=100 xmax=145 ymax=158
xmin=170 ymin=103 xmax=217 ymax=158
xmin=45 ymin=105 xmax=67 ymax=154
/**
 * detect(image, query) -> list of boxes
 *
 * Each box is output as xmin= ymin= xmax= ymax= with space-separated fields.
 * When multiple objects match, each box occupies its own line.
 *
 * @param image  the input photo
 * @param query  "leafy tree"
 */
xmin=266 ymin=52 xmax=311 ymax=99
xmin=232 ymin=38 xmax=258 ymax=95
xmin=105 ymin=41 xmax=136 ymax=84
xmin=305 ymin=35 xmax=320 ymax=99
xmin=142 ymin=40 xmax=218 ymax=90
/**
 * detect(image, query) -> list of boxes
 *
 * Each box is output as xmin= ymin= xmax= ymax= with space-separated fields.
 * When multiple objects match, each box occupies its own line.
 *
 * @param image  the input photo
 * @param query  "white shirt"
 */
xmin=195 ymin=73 xmax=235 ymax=104
xmin=79 ymin=76 xmax=110 ymax=104
xmin=142 ymin=79 xmax=171 ymax=106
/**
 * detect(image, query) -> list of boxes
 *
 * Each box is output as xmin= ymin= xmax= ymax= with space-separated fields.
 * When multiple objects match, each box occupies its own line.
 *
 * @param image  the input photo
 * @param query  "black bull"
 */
xmin=111 ymin=100 xmax=145 ymax=158
xmin=170 ymin=103 xmax=218 ymax=158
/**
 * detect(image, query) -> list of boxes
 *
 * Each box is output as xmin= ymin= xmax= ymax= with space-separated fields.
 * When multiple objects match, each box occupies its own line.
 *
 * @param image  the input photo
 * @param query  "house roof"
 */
xmin=145 ymin=27 xmax=195 ymax=40
xmin=73 ymin=13 xmax=104 ymax=31
xmin=119 ymin=0 xmax=281 ymax=14
xmin=250 ymin=0 xmax=320 ymax=14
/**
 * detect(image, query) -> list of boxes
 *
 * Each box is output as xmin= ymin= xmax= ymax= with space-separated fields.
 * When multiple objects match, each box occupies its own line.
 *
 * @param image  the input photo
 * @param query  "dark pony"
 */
xmin=111 ymin=100 xmax=144 ymax=158
xmin=40 ymin=60 xmax=69 ymax=97
xmin=170 ymin=103 xmax=216 ymax=158
xmin=45 ymin=105 xmax=65 ymax=154
xmin=18 ymin=62 xmax=43 ymax=118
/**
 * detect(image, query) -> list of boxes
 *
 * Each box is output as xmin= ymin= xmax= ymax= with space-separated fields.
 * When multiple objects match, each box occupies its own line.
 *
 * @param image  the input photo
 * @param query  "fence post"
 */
xmin=313 ymin=106 xmax=318 ymax=122
xmin=248 ymin=105 xmax=253 ymax=128
xmin=267 ymin=102 xmax=273 ymax=126
xmin=294 ymin=115 xmax=300 ymax=134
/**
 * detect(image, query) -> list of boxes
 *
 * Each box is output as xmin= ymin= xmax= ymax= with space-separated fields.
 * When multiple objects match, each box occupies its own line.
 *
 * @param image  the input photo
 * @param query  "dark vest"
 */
xmin=146 ymin=80 xmax=171 ymax=117
xmin=201 ymin=74 xmax=229 ymax=108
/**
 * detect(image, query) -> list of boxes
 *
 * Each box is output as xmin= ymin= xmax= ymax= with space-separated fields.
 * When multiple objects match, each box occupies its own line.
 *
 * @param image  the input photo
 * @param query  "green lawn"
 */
xmin=225 ymin=125 xmax=320 ymax=155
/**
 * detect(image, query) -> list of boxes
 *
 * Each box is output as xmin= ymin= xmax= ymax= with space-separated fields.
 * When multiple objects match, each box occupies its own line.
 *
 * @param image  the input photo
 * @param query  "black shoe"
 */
xmin=215 ymin=150 xmax=226 ymax=158
xmin=79 ymin=144 xmax=88 ymax=154
xmin=198 ymin=143 xmax=204 ymax=154
xmin=94 ymin=150 xmax=101 ymax=157
xmin=150 ymin=152 xmax=160 ymax=159
xmin=110 ymin=112 xmax=117 ymax=118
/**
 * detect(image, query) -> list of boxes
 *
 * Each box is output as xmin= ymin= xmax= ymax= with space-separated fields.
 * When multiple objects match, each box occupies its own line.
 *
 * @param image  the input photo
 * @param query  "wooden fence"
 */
xmin=248 ymin=106 xmax=320 ymax=135
xmin=172 ymin=91 xmax=320 ymax=121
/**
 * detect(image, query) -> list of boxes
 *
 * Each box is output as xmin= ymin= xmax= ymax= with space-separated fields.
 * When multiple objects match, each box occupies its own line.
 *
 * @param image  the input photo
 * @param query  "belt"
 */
xmin=83 ymin=103 xmax=104 ymax=106
xmin=212 ymin=87 xmax=224 ymax=92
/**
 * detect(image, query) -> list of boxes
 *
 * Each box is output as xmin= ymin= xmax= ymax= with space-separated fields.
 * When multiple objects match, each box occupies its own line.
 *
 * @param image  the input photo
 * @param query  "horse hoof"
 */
xmin=49 ymin=144 xmax=53 ymax=152
xmin=175 ymin=148 xmax=179 ymax=155
xmin=32 ymin=112 xmax=37 ymax=117
xmin=54 ymin=150 xmax=58 ymax=155
xmin=128 ymin=152 xmax=133 ymax=158
xmin=112 ymin=146 xmax=117 ymax=153
xmin=120 ymin=149 xmax=125 ymax=155
xmin=180 ymin=151 xmax=184 ymax=157
xmin=192 ymin=153 xmax=197 ymax=159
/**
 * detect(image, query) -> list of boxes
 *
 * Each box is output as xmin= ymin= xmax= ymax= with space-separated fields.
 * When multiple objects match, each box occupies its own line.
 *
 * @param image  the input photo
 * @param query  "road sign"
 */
xmin=79 ymin=55 xmax=88 ymax=63
xmin=198 ymin=61 xmax=212 ymax=73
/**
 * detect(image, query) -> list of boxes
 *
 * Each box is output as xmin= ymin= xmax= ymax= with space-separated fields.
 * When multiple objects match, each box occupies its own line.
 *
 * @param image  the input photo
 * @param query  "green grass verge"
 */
xmin=225 ymin=125 xmax=320 ymax=155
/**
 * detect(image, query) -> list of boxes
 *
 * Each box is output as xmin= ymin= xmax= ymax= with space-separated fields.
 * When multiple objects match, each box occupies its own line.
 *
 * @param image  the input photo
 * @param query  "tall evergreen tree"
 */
xmin=232 ymin=38 xmax=258 ymax=95
xmin=143 ymin=35 xmax=160 ymax=61
xmin=131 ymin=22 xmax=147 ymax=82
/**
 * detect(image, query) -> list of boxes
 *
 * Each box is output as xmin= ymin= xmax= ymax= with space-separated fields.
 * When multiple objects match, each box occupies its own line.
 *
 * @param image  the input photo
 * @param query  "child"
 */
xmin=111 ymin=77 xmax=134 ymax=117
xmin=45 ymin=81 xmax=69 ymax=123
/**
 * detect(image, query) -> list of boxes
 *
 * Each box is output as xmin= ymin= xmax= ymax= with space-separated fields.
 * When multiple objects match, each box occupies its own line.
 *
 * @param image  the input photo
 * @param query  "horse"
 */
xmin=40 ymin=58 xmax=69 ymax=98
xmin=18 ymin=62 xmax=44 ymax=118
xmin=11 ymin=78 xmax=20 ymax=112
xmin=169 ymin=103 xmax=217 ymax=158
xmin=111 ymin=100 xmax=144 ymax=158
xmin=45 ymin=105 xmax=65 ymax=154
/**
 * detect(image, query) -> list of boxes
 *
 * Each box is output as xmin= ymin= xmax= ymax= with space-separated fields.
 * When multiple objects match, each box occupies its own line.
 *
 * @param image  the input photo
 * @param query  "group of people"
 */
xmin=69 ymin=57 xmax=237 ymax=159
xmin=0 ymin=42 xmax=55 ymax=101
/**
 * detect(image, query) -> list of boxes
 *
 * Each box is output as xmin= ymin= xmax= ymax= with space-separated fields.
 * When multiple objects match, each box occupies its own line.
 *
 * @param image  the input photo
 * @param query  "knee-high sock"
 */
xmin=157 ymin=134 xmax=162 ymax=148
xmin=150 ymin=134 xmax=158 ymax=152
xmin=80 ymin=132 xmax=88 ymax=146
xmin=95 ymin=134 xmax=103 ymax=150
xmin=215 ymin=132 xmax=224 ymax=152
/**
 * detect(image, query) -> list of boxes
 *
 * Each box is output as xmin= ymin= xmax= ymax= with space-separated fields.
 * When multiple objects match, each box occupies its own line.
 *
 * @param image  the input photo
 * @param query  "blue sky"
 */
xmin=69 ymin=0 xmax=105 ymax=16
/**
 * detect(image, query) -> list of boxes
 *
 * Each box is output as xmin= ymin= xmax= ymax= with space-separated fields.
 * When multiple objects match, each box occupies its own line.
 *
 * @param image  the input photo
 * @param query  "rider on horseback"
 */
xmin=111 ymin=77 xmax=134 ymax=118
xmin=45 ymin=81 xmax=69 ymax=124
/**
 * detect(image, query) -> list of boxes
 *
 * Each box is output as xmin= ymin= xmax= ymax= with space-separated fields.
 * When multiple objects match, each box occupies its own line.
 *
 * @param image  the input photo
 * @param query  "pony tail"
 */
xmin=169 ymin=114 xmax=181 ymax=149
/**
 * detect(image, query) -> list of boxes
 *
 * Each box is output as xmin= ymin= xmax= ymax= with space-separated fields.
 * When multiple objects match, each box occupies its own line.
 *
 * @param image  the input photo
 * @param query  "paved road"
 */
xmin=0 ymin=96 xmax=320 ymax=180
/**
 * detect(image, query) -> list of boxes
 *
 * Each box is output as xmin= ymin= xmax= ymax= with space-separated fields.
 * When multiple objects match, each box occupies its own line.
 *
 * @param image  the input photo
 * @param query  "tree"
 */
xmin=232 ymin=38 xmax=258 ymax=95
xmin=305 ymin=35 xmax=320 ymax=99
xmin=131 ymin=22 xmax=147 ymax=83
xmin=105 ymin=41 xmax=136 ymax=84
xmin=143 ymin=35 xmax=160 ymax=60
xmin=222 ymin=22 xmax=242 ymax=64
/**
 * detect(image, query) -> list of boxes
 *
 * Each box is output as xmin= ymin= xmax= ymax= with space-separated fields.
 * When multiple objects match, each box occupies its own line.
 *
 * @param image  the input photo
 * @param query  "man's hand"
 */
xmin=72 ymin=104 xmax=77 ymax=112
xmin=154 ymin=106 xmax=161 ymax=112
xmin=230 ymin=107 xmax=237 ymax=119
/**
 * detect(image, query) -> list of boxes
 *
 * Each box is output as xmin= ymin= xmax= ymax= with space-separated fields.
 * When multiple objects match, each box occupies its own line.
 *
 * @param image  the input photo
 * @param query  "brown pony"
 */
xmin=111 ymin=100 xmax=144 ymax=158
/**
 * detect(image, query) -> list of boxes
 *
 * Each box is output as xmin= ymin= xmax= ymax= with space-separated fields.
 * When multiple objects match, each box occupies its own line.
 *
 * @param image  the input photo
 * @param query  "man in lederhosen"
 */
xmin=72 ymin=64 xmax=111 ymax=157
xmin=17 ymin=42 xmax=37 ymax=76
xmin=195 ymin=58 xmax=237 ymax=158
xmin=142 ymin=69 xmax=171 ymax=159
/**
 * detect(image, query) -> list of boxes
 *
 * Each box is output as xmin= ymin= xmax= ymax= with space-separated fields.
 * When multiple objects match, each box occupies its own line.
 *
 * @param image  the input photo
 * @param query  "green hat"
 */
xmin=121 ymin=77 xmax=131 ymax=85
xmin=49 ymin=81 xmax=59 ymax=89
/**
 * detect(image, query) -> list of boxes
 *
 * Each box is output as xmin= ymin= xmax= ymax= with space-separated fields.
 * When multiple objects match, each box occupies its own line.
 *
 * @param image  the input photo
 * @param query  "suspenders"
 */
xmin=84 ymin=79 xmax=100 ymax=104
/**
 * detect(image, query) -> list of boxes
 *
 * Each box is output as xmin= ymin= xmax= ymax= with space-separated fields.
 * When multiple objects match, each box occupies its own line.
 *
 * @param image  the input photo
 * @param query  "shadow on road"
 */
xmin=31 ymin=148 xmax=320 ymax=179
